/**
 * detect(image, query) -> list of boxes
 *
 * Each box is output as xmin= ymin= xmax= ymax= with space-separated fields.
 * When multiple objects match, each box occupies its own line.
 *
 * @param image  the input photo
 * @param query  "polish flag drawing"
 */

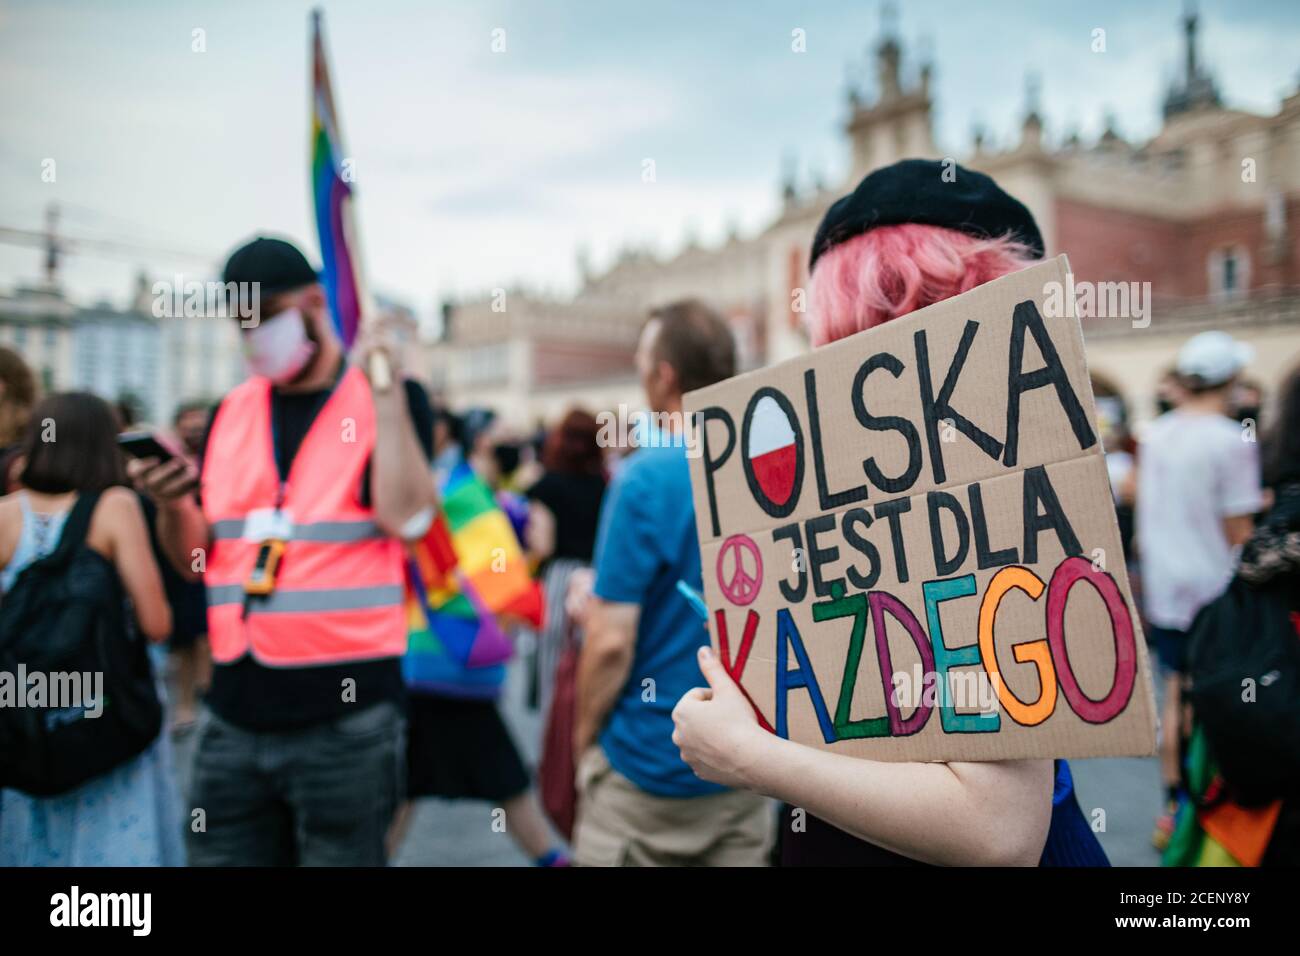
xmin=747 ymin=395 xmax=799 ymax=506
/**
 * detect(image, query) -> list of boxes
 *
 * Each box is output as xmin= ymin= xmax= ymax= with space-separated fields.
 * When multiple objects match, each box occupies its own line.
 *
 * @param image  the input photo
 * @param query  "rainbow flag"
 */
xmin=311 ymin=10 xmax=362 ymax=347
xmin=404 ymin=461 xmax=544 ymax=678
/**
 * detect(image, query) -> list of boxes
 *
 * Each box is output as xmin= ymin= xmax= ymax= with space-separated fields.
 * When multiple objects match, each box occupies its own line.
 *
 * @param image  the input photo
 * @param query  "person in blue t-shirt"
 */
xmin=571 ymin=300 xmax=772 ymax=867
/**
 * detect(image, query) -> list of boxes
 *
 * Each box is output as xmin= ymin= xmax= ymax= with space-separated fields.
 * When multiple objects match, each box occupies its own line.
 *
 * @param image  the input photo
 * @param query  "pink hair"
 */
xmin=806 ymin=224 xmax=1040 ymax=347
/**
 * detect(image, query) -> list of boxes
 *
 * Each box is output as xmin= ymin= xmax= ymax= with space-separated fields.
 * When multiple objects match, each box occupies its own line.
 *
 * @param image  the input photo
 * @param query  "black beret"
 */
xmin=222 ymin=236 xmax=319 ymax=295
xmin=809 ymin=158 xmax=1045 ymax=272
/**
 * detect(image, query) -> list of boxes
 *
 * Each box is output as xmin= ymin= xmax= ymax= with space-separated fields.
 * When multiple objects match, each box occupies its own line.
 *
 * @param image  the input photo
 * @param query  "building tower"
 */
xmin=844 ymin=2 xmax=938 ymax=180
xmin=1162 ymin=1 xmax=1223 ymax=118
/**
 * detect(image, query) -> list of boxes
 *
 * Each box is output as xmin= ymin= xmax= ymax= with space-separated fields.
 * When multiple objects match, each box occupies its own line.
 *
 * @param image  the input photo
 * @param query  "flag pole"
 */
xmin=311 ymin=9 xmax=392 ymax=391
xmin=342 ymin=175 xmax=393 ymax=391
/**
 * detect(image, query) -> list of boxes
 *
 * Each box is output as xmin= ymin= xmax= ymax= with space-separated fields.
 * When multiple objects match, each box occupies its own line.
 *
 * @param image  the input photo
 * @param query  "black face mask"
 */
xmin=492 ymin=443 xmax=522 ymax=476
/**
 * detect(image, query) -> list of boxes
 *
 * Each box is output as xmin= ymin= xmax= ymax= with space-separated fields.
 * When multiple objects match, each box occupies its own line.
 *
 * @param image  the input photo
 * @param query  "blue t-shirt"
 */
xmin=592 ymin=435 xmax=725 ymax=798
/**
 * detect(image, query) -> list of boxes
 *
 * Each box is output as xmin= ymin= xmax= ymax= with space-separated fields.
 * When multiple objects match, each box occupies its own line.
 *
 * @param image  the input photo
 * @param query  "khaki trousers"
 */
xmin=573 ymin=747 xmax=773 ymax=867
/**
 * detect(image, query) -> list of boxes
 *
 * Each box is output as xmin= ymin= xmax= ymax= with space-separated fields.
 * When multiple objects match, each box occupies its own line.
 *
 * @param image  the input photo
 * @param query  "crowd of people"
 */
xmin=0 ymin=158 xmax=1297 ymax=867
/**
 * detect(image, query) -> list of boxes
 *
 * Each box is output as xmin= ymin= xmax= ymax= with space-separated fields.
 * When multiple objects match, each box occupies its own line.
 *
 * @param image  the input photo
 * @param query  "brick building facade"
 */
xmin=429 ymin=8 xmax=1300 ymax=431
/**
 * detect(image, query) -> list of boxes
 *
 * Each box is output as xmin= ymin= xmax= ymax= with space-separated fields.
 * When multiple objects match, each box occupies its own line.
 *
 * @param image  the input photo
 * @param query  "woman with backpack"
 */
xmin=1168 ymin=365 xmax=1300 ymax=866
xmin=0 ymin=392 xmax=182 ymax=866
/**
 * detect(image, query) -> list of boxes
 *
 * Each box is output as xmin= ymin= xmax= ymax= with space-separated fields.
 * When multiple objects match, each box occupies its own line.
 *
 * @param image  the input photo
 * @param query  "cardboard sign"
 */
xmin=684 ymin=256 xmax=1156 ymax=762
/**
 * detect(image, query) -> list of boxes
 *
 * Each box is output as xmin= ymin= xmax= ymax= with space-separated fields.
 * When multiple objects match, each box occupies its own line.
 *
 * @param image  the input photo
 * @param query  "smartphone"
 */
xmin=117 ymin=430 xmax=179 ymax=463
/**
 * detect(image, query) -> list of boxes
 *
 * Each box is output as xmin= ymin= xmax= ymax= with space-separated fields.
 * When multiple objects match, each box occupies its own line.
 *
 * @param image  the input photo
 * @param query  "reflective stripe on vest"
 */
xmin=200 ymin=365 xmax=407 ymax=667
xmin=206 ymin=583 xmax=404 ymax=613
xmin=209 ymin=518 xmax=385 ymax=543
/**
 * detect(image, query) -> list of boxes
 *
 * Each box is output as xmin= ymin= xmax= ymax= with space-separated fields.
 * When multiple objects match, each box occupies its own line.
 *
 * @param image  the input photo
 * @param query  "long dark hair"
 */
xmin=542 ymin=408 xmax=604 ymax=477
xmin=1263 ymin=366 xmax=1300 ymax=488
xmin=18 ymin=392 xmax=128 ymax=494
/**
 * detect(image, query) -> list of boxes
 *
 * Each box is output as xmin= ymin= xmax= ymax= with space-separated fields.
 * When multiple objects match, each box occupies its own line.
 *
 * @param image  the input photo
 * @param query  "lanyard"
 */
xmin=269 ymin=358 xmax=347 ymax=486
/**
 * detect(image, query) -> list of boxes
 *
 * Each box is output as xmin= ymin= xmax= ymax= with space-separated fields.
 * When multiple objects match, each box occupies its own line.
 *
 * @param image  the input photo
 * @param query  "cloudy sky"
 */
xmin=1 ymin=0 xmax=1297 ymax=326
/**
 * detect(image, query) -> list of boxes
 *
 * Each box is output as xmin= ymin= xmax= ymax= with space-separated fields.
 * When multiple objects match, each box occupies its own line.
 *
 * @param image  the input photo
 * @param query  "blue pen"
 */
xmin=676 ymin=580 xmax=710 ymax=621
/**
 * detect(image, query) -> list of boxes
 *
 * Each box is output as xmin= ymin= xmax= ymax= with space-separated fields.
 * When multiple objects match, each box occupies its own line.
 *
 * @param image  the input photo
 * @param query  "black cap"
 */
xmin=221 ymin=236 xmax=319 ymax=296
xmin=809 ymin=159 xmax=1045 ymax=272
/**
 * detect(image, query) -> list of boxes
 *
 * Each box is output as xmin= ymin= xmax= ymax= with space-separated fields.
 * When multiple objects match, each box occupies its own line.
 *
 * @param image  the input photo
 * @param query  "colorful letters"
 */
xmin=759 ymin=554 xmax=1137 ymax=743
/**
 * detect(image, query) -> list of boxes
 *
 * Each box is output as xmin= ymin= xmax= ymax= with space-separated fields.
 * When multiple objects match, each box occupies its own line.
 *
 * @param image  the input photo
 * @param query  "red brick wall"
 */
xmin=1181 ymin=198 xmax=1300 ymax=294
xmin=1055 ymin=196 xmax=1300 ymax=301
xmin=1053 ymin=198 xmax=1191 ymax=301
xmin=532 ymin=340 xmax=635 ymax=387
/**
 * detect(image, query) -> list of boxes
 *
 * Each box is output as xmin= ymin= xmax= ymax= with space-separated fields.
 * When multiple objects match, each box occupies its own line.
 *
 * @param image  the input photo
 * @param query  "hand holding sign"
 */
xmin=672 ymin=646 xmax=768 ymax=789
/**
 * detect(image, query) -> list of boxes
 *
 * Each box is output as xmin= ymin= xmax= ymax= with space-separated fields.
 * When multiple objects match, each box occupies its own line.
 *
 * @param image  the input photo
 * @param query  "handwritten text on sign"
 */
xmin=684 ymin=257 xmax=1156 ymax=762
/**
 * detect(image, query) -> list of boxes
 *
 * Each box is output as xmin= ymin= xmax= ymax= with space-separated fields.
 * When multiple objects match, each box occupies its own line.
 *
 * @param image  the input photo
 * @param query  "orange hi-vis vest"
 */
xmin=201 ymin=364 xmax=407 ymax=666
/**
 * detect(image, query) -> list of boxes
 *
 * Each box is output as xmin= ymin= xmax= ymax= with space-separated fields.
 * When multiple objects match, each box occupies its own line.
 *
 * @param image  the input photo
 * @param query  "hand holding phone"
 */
xmin=117 ymin=430 xmax=179 ymax=463
xmin=119 ymin=431 xmax=199 ymax=502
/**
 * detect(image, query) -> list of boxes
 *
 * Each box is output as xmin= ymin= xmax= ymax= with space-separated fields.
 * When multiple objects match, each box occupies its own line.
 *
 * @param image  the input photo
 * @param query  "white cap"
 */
xmin=1175 ymin=330 xmax=1254 ymax=387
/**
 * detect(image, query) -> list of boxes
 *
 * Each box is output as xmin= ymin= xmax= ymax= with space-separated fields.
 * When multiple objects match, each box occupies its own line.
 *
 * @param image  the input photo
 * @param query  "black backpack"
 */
xmin=0 ymin=491 xmax=162 ymax=796
xmin=1185 ymin=575 xmax=1300 ymax=804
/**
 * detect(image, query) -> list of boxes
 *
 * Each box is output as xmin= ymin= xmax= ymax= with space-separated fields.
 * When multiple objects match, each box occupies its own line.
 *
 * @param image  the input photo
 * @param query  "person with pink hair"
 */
xmin=672 ymin=159 xmax=1109 ymax=866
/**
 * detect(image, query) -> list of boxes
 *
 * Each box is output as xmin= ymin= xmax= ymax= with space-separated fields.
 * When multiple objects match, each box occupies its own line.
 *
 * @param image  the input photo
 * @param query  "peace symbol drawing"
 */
xmin=716 ymin=533 xmax=763 ymax=606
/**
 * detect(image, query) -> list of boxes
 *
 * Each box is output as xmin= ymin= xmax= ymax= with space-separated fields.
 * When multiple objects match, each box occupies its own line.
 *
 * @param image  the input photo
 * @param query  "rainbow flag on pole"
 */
xmin=311 ymin=9 xmax=363 ymax=347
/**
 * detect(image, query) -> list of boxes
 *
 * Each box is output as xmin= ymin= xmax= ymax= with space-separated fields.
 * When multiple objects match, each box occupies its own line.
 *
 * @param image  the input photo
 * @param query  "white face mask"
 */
xmin=243 ymin=307 xmax=317 ymax=383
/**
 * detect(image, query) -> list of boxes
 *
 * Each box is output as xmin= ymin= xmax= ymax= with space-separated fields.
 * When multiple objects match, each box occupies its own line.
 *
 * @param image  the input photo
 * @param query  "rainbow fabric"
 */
xmin=310 ymin=11 xmax=361 ymax=348
xmin=404 ymin=461 xmax=545 ymax=682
